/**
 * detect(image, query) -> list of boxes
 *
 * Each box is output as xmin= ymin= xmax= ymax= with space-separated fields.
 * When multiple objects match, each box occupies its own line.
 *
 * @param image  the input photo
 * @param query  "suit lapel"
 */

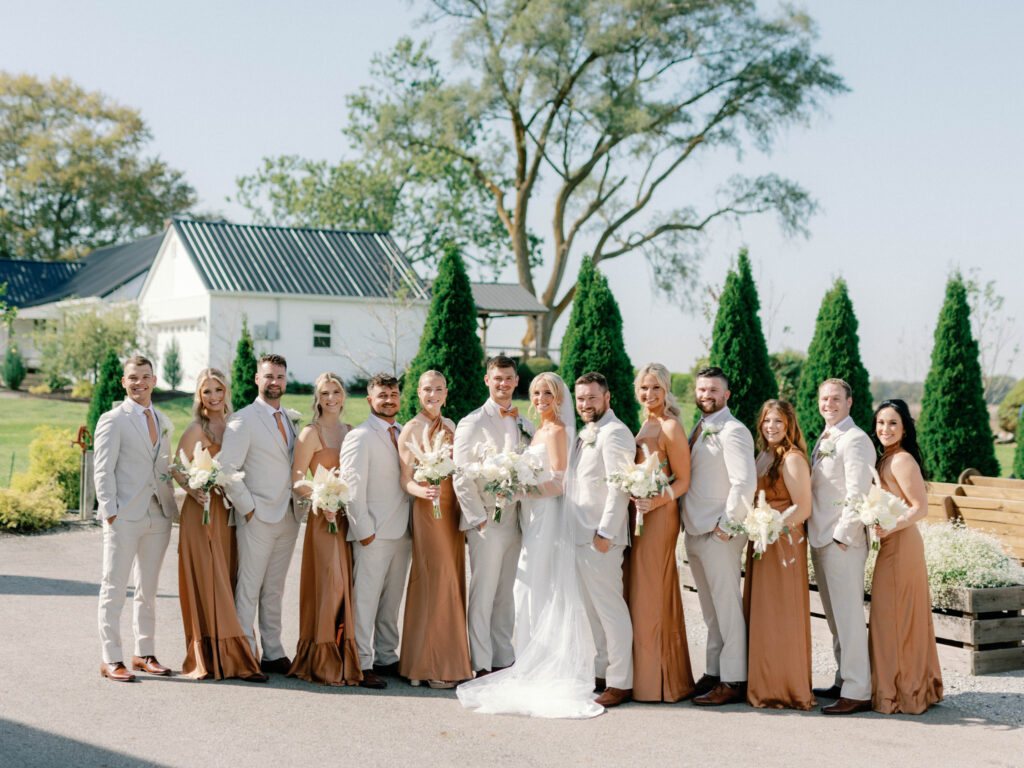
xmin=122 ymin=400 xmax=152 ymax=453
xmin=255 ymin=404 xmax=290 ymax=459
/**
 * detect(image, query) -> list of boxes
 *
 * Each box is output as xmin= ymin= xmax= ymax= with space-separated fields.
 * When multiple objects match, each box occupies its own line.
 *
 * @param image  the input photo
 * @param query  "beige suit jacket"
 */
xmin=338 ymin=417 xmax=411 ymax=542
xmin=452 ymin=401 xmax=536 ymax=532
xmin=809 ymin=416 xmax=875 ymax=548
xmin=568 ymin=409 xmax=635 ymax=546
xmin=219 ymin=400 xmax=299 ymax=526
xmin=93 ymin=398 xmax=176 ymax=521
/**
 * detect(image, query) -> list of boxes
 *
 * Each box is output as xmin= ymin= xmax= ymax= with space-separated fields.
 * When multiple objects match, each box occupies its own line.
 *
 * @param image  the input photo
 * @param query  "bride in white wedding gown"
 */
xmin=457 ymin=372 xmax=603 ymax=719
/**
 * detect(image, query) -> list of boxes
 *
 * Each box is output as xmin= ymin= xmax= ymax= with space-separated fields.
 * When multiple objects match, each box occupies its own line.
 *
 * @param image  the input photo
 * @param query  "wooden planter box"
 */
xmin=677 ymin=561 xmax=1024 ymax=675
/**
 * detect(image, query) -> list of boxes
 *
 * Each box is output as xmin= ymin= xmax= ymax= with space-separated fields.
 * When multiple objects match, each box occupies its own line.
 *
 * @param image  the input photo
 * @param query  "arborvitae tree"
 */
xmin=87 ymin=349 xmax=122 ymax=437
xmin=918 ymin=273 xmax=1000 ymax=481
xmin=708 ymin=249 xmax=777 ymax=433
xmin=1014 ymin=418 xmax=1024 ymax=479
xmin=163 ymin=337 xmax=182 ymax=390
xmin=398 ymin=243 xmax=487 ymax=424
xmin=559 ymin=258 xmax=639 ymax=433
xmin=2 ymin=344 xmax=27 ymax=390
xmin=231 ymin=317 xmax=258 ymax=411
xmin=796 ymin=278 xmax=873 ymax=443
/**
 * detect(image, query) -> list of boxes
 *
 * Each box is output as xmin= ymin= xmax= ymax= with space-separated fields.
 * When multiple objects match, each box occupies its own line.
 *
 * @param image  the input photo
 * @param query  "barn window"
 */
xmin=313 ymin=322 xmax=332 ymax=349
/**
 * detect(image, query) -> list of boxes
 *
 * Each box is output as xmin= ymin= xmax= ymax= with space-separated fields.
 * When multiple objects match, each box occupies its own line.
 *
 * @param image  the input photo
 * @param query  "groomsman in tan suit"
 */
xmin=453 ymin=355 xmax=535 ymax=676
xmin=220 ymin=353 xmax=301 ymax=674
xmin=682 ymin=367 xmax=756 ymax=706
xmin=95 ymin=355 xmax=177 ymax=681
xmin=339 ymin=373 xmax=412 ymax=689
xmin=568 ymin=372 xmax=635 ymax=708
xmin=809 ymin=378 xmax=875 ymax=714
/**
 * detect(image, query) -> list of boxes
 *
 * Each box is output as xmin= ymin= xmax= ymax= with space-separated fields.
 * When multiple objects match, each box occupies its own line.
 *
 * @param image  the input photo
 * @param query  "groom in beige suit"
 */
xmin=453 ymin=355 xmax=535 ymax=676
xmin=220 ymin=353 xmax=301 ymax=674
xmin=568 ymin=372 xmax=636 ymax=708
xmin=809 ymin=378 xmax=875 ymax=715
xmin=683 ymin=367 xmax=756 ymax=706
xmin=95 ymin=355 xmax=177 ymax=682
xmin=339 ymin=373 xmax=412 ymax=689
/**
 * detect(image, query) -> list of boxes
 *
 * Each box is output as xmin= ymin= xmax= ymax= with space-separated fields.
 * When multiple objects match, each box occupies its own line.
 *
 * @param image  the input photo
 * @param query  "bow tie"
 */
xmin=500 ymin=406 xmax=519 ymax=419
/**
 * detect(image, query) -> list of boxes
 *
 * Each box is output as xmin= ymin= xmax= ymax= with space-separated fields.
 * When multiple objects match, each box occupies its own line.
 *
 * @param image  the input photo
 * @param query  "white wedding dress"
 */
xmin=457 ymin=379 xmax=602 ymax=719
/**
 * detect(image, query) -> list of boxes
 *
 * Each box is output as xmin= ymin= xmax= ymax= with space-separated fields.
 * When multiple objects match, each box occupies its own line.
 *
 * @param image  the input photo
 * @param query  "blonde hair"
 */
xmin=634 ymin=363 xmax=682 ymax=420
xmin=418 ymin=369 xmax=447 ymax=387
xmin=528 ymin=372 xmax=564 ymax=420
xmin=312 ymin=372 xmax=346 ymax=422
xmin=192 ymin=368 xmax=232 ymax=443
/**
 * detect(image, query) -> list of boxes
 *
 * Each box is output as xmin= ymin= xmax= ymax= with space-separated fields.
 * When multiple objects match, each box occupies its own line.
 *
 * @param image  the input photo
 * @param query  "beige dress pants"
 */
xmin=576 ymin=542 xmax=633 ymax=690
xmin=685 ymin=530 xmax=748 ymax=682
xmin=235 ymin=514 xmax=300 ymax=660
xmin=466 ymin=522 xmax=520 ymax=671
xmin=351 ymin=535 xmax=412 ymax=670
xmin=811 ymin=541 xmax=871 ymax=700
xmin=98 ymin=497 xmax=172 ymax=663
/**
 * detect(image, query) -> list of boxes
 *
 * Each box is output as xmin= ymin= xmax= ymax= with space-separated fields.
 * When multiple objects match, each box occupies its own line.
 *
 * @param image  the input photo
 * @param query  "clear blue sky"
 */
xmin=3 ymin=1 xmax=1022 ymax=381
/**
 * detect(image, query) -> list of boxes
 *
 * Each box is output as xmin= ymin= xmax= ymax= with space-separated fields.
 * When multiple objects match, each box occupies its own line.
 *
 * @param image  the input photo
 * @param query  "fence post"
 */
xmin=79 ymin=449 xmax=95 ymax=520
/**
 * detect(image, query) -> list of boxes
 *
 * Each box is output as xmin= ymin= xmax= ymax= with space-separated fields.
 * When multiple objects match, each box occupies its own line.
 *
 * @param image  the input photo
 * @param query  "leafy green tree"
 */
xmin=87 ymin=349 xmax=123 ymax=437
xmin=33 ymin=302 xmax=141 ymax=385
xmin=796 ymin=278 xmax=873 ymax=442
xmin=163 ymin=337 xmax=182 ymax=390
xmin=560 ymin=258 xmax=638 ymax=433
xmin=708 ymin=250 xmax=777 ymax=432
xmin=0 ymin=73 xmax=196 ymax=261
xmin=0 ymin=282 xmax=14 ymax=325
xmin=231 ymin=318 xmax=259 ymax=411
xmin=238 ymin=2 xmax=846 ymax=351
xmin=1015 ymin=419 xmax=1024 ymax=479
xmin=398 ymin=243 xmax=487 ymax=423
xmin=1 ymin=344 xmax=26 ymax=390
xmin=918 ymin=273 xmax=999 ymax=481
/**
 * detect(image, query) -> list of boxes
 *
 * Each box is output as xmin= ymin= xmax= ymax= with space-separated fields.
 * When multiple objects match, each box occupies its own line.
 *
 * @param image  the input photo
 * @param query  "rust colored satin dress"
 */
xmin=629 ymin=423 xmax=695 ymax=702
xmin=287 ymin=424 xmax=362 ymax=685
xmin=178 ymin=441 xmax=262 ymax=680
xmin=399 ymin=413 xmax=472 ymax=683
xmin=743 ymin=450 xmax=816 ymax=710
xmin=868 ymin=452 xmax=943 ymax=714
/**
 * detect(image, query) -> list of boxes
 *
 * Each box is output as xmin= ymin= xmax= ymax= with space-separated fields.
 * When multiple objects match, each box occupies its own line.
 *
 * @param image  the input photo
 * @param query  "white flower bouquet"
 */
xmin=852 ymin=468 xmax=908 ymax=532
xmin=294 ymin=464 xmax=353 ymax=534
xmin=168 ymin=441 xmax=244 ymax=525
xmin=735 ymin=490 xmax=794 ymax=560
xmin=605 ymin=444 xmax=673 ymax=536
xmin=461 ymin=435 xmax=545 ymax=522
xmin=406 ymin=425 xmax=458 ymax=519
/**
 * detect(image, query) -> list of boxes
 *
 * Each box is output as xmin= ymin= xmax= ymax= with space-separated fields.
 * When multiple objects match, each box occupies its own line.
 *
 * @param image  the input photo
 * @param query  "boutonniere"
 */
xmin=517 ymin=419 xmax=532 ymax=445
xmin=817 ymin=437 xmax=836 ymax=459
xmin=161 ymin=421 xmax=173 ymax=440
xmin=580 ymin=422 xmax=599 ymax=448
xmin=701 ymin=422 xmax=723 ymax=442
xmin=285 ymin=408 xmax=302 ymax=428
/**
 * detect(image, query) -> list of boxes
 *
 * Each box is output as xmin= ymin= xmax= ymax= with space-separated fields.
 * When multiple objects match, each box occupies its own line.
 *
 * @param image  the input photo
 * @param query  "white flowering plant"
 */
xmin=294 ymin=464 xmax=353 ymax=534
xmin=406 ymin=425 xmax=458 ymax=519
xmin=461 ymin=435 xmax=546 ymax=522
xmin=605 ymin=444 xmax=673 ymax=536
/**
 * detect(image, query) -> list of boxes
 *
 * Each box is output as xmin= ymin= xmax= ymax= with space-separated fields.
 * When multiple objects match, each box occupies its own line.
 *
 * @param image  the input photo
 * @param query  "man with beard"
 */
xmin=220 ymin=353 xmax=301 ymax=674
xmin=567 ymin=372 xmax=636 ymax=707
xmin=682 ymin=366 xmax=756 ymax=706
xmin=339 ymin=373 xmax=412 ymax=689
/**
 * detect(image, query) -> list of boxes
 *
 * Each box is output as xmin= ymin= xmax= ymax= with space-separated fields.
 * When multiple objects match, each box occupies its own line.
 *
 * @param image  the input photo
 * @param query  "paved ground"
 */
xmin=1 ymin=524 xmax=1021 ymax=768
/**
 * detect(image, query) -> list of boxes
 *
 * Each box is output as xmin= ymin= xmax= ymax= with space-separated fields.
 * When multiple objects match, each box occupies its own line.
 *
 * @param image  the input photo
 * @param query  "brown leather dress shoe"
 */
xmin=373 ymin=661 xmax=401 ymax=677
xmin=359 ymin=670 xmax=387 ymax=689
xmin=822 ymin=697 xmax=872 ymax=715
xmin=594 ymin=677 xmax=607 ymax=693
xmin=813 ymin=685 xmax=843 ymax=700
xmin=259 ymin=657 xmax=292 ymax=675
xmin=692 ymin=673 xmax=721 ymax=696
xmin=242 ymin=672 xmax=270 ymax=683
xmin=131 ymin=655 xmax=172 ymax=676
xmin=100 ymin=662 xmax=136 ymax=682
xmin=594 ymin=687 xmax=632 ymax=708
xmin=693 ymin=682 xmax=746 ymax=707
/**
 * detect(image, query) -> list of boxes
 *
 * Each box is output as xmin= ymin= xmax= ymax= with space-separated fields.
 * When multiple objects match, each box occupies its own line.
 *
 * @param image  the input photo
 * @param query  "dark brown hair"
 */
xmin=575 ymin=371 xmax=608 ymax=392
xmin=696 ymin=366 xmax=729 ymax=389
xmin=123 ymin=354 xmax=154 ymax=374
xmin=486 ymin=355 xmax=518 ymax=373
xmin=368 ymin=372 xmax=400 ymax=392
xmin=258 ymin=353 xmax=288 ymax=369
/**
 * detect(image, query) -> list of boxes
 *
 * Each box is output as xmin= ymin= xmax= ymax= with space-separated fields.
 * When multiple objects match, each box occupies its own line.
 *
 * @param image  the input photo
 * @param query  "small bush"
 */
xmin=670 ymin=372 xmax=694 ymax=401
xmin=2 ymin=345 xmax=27 ymax=390
xmin=71 ymin=379 xmax=94 ymax=399
xmin=517 ymin=356 xmax=557 ymax=396
xmin=11 ymin=426 xmax=81 ymax=509
xmin=27 ymin=382 xmax=51 ymax=395
xmin=0 ymin=485 xmax=65 ymax=532
xmin=286 ymin=378 xmax=315 ymax=395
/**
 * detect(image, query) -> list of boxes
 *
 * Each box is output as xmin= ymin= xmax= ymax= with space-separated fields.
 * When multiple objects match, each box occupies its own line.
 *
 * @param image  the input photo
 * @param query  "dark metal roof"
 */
xmin=172 ymin=219 xmax=429 ymax=300
xmin=0 ymin=260 xmax=81 ymax=307
xmin=27 ymin=234 xmax=164 ymax=306
xmin=470 ymin=282 xmax=548 ymax=315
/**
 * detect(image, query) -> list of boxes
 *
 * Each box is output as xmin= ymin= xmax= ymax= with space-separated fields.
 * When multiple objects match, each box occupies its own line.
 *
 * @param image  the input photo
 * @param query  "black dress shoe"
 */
xmin=693 ymin=673 xmax=720 ymax=696
xmin=594 ymin=677 xmax=607 ymax=693
xmin=373 ymin=661 xmax=401 ymax=677
xmin=813 ymin=685 xmax=843 ymax=700
xmin=260 ymin=656 xmax=292 ymax=675
xmin=359 ymin=670 xmax=387 ymax=689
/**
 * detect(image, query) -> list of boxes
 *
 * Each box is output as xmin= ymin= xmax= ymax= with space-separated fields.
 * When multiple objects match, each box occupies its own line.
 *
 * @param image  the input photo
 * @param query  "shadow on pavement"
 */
xmin=0 ymin=718 xmax=172 ymax=767
xmin=0 ymin=574 xmax=99 ymax=596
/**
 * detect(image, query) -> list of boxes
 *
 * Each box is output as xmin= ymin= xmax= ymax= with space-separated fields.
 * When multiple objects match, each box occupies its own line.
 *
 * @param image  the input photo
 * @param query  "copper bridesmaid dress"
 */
xmin=868 ymin=454 xmax=943 ymax=714
xmin=178 ymin=442 xmax=262 ymax=679
xmin=742 ymin=449 xmax=816 ymax=710
xmin=629 ymin=424 xmax=695 ymax=702
xmin=287 ymin=424 xmax=362 ymax=685
xmin=399 ymin=413 xmax=472 ymax=684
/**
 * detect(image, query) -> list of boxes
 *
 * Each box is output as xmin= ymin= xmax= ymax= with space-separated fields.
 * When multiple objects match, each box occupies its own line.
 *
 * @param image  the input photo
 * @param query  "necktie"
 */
xmin=688 ymin=419 xmax=703 ymax=449
xmin=388 ymin=425 xmax=399 ymax=450
xmin=274 ymin=411 xmax=288 ymax=445
xmin=813 ymin=430 xmax=830 ymax=462
xmin=500 ymin=406 xmax=519 ymax=419
xmin=144 ymin=408 xmax=158 ymax=445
